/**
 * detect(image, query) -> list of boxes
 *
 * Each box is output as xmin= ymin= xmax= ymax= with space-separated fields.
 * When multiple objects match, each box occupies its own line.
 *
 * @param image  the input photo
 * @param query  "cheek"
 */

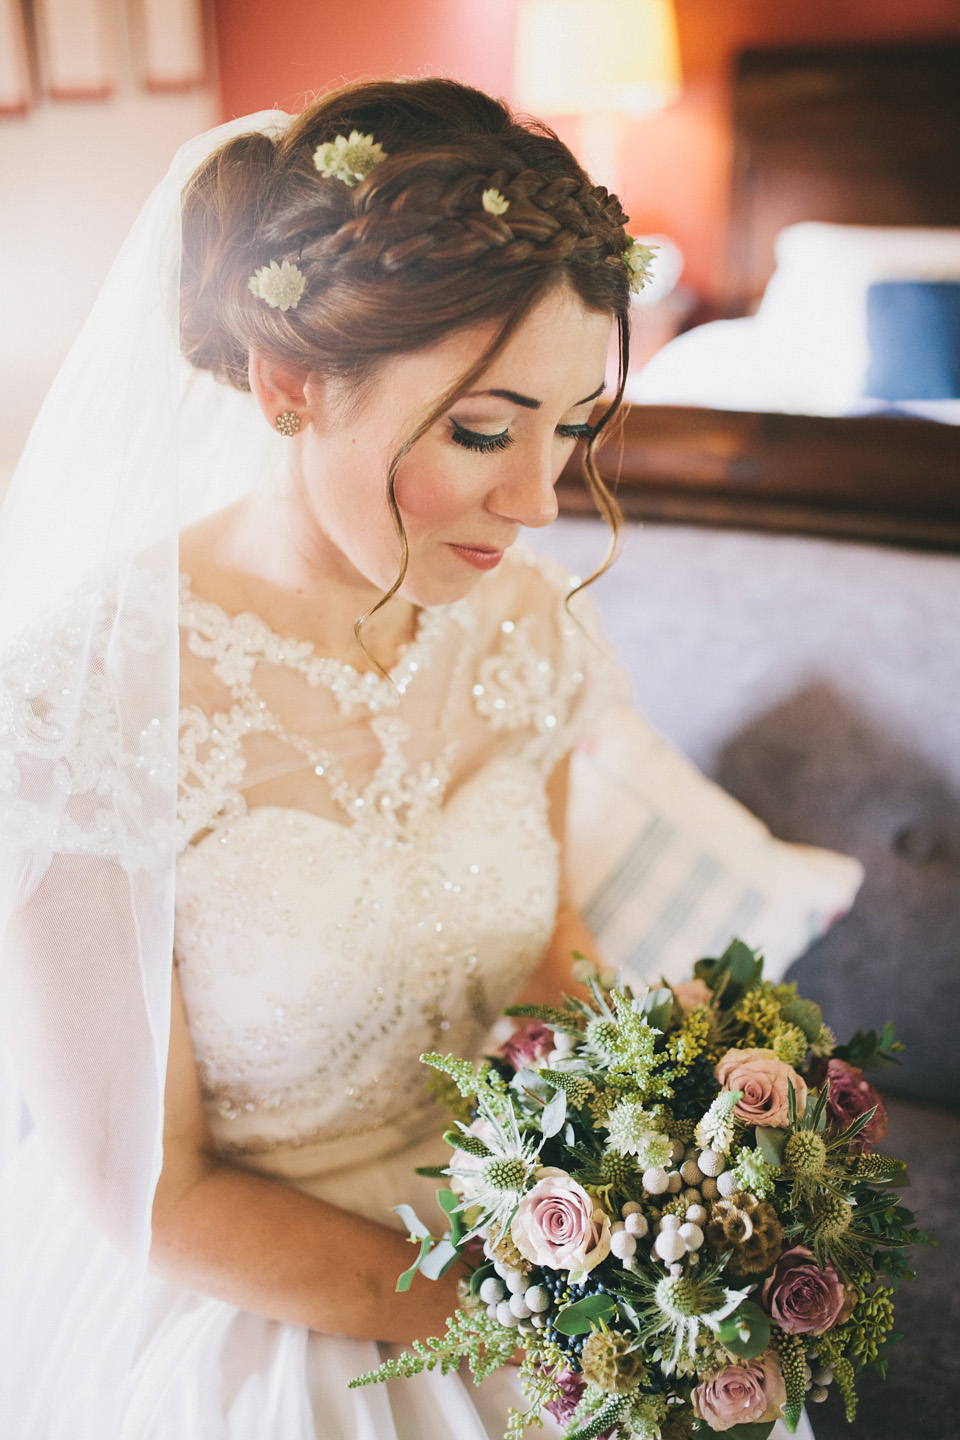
xmin=393 ymin=452 xmax=482 ymax=529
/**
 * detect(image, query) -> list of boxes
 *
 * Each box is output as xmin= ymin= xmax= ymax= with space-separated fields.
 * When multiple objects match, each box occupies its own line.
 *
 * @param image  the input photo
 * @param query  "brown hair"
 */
xmin=180 ymin=78 xmax=632 ymax=639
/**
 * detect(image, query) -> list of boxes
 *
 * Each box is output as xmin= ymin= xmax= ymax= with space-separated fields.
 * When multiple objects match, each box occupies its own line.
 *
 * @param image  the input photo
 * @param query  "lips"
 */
xmin=448 ymin=543 xmax=506 ymax=571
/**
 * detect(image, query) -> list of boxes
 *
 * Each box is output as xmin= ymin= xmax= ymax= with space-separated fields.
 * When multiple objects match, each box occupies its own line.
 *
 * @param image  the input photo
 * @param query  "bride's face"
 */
xmin=294 ymin=283 xmax=613 ymax=608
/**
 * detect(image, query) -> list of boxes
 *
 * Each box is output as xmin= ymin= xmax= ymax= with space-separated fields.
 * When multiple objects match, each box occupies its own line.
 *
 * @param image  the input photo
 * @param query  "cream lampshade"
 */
xmin=514 ymin=0 xmax=681 ymax=191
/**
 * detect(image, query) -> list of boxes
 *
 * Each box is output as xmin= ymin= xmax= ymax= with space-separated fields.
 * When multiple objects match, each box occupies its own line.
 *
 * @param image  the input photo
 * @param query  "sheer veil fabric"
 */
xmin=0 ymin=111 xmax=295 ymax=1433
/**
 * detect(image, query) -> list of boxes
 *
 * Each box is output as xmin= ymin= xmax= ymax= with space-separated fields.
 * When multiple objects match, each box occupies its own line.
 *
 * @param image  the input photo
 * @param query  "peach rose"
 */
xmin=715 ymin=1048 xmax=808 ymax=1129
xmin=693 ymin=1350 xmax=786 ymax=1431
xmin=511 ymin=1168 xmax=611 ymax=1274
xmin=673 ymin=978 xmax=713 ymax=1011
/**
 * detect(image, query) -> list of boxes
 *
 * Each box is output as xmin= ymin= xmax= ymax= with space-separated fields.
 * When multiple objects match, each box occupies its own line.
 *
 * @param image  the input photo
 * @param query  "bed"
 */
xmin=558 ymin=40 xmax=960 ymax=550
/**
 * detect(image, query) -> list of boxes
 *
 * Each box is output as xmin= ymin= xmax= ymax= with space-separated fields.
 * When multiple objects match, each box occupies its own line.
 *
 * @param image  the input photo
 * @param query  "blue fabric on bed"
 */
xmin=865 ymin=280 xmax=960 ymax=399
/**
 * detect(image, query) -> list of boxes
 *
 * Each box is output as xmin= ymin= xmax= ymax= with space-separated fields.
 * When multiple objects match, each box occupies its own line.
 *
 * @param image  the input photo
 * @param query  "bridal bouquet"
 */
xmin=349 ymin=942 xmax=927 ymax=1439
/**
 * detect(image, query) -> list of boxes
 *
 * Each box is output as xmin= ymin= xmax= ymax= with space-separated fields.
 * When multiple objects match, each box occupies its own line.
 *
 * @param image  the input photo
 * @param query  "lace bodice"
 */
xmin=172 ymin=546 xmax=623 ymax=1173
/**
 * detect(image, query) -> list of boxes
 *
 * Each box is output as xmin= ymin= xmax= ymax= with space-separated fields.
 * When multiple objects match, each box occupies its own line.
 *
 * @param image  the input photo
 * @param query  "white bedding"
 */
xmin=627 ymin=222 xmax=960 ymax=422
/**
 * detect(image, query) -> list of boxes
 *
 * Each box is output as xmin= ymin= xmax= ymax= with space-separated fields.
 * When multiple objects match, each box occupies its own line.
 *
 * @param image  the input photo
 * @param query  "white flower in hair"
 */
xmin=248 ymin=259 xmax=307 ymax=311
xmin=313 ymin=130 xmax=387 ymax=187
xmin=622 ymin=237 xmax=658 ymax=294
xmin=481 ymin=188 xmax=510 ymax=216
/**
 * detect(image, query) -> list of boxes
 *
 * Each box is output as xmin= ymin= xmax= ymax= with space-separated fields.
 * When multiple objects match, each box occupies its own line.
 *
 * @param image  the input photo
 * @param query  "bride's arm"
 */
xmin=150 ymin=965 xmax=464 ymax=1343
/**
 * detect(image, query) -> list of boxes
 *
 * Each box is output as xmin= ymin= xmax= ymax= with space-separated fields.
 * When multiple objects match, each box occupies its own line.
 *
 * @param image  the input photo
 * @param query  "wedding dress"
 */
xmin=0 ymin=540 xmax=813 ymax=1439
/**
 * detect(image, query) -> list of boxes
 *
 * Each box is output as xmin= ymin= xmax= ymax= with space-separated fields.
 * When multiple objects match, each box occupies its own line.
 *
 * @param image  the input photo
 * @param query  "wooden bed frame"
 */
xmin=559 ymin=41 xmax=960 ymax=551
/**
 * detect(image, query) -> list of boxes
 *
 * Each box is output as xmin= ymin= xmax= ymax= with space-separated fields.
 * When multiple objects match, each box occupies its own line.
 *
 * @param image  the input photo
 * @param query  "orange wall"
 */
xmin=214 ymin=0 xmax=960 ymax=303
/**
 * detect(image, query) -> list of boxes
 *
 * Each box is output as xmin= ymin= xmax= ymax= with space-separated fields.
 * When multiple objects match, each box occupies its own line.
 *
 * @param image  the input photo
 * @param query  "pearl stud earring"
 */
xmin=275 ymin=411 xmax=301 ymax=437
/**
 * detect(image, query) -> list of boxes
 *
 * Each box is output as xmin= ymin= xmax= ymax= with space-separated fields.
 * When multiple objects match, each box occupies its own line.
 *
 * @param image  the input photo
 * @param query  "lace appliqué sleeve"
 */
xmin=0 ymin=572 xmax=178 ymax=869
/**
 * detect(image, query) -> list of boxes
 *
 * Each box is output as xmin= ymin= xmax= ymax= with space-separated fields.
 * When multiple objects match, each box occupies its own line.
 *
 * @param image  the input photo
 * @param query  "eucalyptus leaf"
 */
xmin=552 ymin=1293 xmax=618 ymax=1334
xmin=643 ymin=987 xmax=674 ymax=1034
xmin=392 ymin=1203 xmax=432 ymax=1241
xmin=781 ymin=997 xmax=823 ymax=1043
xmin=542 ymin=1087 xmax=567 ymax=1138
xmin=723 ymin=939 xmax=762 ymax=983
xmin=419 ymin=1238 xmax=460 ymax=1280
xmin=755 ymin=1126 xmax=788 ymax=1166
xmin=395 ymin=1234 xmax=433 ymax=1292
xmin=436 ymin=1188 xmax=465 ymax=1246
xmin=714 ymin=1300 xmax=771 ymax=1359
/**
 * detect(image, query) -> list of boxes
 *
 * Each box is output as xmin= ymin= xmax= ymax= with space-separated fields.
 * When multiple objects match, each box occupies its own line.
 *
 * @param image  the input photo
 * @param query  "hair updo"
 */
xmin=179 ymin=78 xmax=633 ymax=636
xmin=180 ymin=77 xmax=631 ymax=395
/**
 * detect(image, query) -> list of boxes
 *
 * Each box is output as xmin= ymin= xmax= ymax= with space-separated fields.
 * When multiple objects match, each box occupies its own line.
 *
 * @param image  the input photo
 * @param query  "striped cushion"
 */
xmin=567 ymin=705 xmax=864 ymax=985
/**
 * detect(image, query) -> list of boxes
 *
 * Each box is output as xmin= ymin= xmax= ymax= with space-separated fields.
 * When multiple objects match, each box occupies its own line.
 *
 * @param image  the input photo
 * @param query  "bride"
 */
xmin=0 ymin=78 xmax=811 ymax=1440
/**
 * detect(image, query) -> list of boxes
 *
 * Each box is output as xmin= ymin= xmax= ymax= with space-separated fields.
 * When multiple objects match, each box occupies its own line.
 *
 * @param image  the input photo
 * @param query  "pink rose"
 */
xmin=500 ymin=1021 xmax=555 ymax=1072
xmin=825 ymin=1059 xmax=888 ymax=1152
xmin=512 ymin=1168 xmax=611 ymax=1274
xmin=673 ymin=978 xmax=713 ymax=1011
xmin=760 ymin=1245 xmax=846 ymax=1335
xmin=693 ymin=1350 xmax=786 ymax=1431
xmin=715 ymin=1048 xmax=808 ymax=1129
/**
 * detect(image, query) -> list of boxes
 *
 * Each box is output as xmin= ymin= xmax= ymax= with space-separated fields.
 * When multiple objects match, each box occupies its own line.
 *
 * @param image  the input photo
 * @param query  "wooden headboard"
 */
xmin=725 ymin=40 xmax=960 ymax=315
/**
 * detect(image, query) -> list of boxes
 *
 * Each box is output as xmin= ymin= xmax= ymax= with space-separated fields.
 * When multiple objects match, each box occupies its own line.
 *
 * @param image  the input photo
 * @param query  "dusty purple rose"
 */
xmin=500 ymin=1020 xmax=555 ymax=1071
xmin=825 ymin=1059 xmax=888 ymax=1152
xmin=760 ymin=1245 xmax=846 ymax=1335
xmin=692 ymin=1350 xmax=786 ymax=1431
xmin=543 ymin=1368 xmax=587 ymax=1426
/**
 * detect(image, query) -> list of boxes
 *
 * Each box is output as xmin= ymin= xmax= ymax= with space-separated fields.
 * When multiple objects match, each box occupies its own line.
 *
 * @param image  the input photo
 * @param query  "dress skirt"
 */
xmin=0 ymin=1131 xmax=813 ymax=1440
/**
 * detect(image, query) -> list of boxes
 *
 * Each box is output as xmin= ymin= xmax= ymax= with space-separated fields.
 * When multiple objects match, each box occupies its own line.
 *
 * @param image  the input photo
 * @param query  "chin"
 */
xmin=398 ymin=547 xmax=507 ymax=608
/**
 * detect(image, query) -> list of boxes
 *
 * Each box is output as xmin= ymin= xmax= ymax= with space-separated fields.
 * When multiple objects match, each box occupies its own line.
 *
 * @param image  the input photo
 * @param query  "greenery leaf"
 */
xmin=420 ymin=1238 xmax=460 ymax=1280
xmin=396 ymin=1234 xmax=433 ymax=1292
xmin=503 ymin=1004 xmax=582 ymax=1031
xmin=552 ymin=1293 xmax=618 ymax=1334
xmin=756 ymin=1126 xmax=788 ymax=1166
xmin=781 ymin=998 xmax=823 ymax=1043
xmin=714 ymin=1300 xmax=771 ymax=1359
xmin=393 ymin=1203 xmax=431 ymax=1240
xmin=642 ymin=986 xmax=674 ymax=1033
xmin=720 ymin=1424 xmax=776 ymax=1440
xmin=541 ymin=1086 xmax=567 ymax=1138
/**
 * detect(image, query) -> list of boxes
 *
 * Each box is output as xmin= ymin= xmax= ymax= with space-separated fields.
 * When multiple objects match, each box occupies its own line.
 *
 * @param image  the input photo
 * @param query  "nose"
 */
xmin=486 ymin=448 xmax=559 ymax=530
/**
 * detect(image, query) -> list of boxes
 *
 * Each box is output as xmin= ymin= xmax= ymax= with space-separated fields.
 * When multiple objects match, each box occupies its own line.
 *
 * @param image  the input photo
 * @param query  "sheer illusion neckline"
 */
xmin=178 ymin=572 xmax=471 ymax=710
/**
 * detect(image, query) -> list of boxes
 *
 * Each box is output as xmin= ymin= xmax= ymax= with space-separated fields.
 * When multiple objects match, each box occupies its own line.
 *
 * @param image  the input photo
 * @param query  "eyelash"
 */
xmin=450 ymin=419 xmax=596 ymax=453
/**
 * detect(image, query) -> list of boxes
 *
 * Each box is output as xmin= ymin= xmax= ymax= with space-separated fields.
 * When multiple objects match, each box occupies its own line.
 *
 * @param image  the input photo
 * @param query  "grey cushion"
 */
xmin=714 ymin=681 xmax=960 ymax=1108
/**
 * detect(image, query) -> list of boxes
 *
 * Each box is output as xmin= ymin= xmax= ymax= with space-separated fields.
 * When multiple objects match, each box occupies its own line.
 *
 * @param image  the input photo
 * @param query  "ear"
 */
xmin=248 ymin=352 xmax=311 ymax=430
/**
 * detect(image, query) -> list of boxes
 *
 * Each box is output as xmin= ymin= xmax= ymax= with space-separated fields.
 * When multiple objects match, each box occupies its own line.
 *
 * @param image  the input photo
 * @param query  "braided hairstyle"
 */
xmin=180 ymin=78 xmax=633 ymax=625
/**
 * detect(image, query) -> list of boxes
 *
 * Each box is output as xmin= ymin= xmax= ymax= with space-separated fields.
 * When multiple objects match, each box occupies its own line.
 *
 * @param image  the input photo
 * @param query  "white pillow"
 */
xmin=754 ymin=222 xmax=960 ymax=413
xmin=566 ymin=704 xmax=864 ymax=986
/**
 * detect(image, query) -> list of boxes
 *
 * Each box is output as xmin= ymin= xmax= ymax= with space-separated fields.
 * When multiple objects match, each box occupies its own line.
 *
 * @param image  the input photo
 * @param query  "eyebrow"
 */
xmin=463 ymin=382 xmax=606 ymax=410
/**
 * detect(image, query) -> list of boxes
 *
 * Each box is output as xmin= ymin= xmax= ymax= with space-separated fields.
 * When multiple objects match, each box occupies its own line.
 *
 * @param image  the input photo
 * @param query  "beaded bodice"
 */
xmin=171 ymin=547 xmax=621 ymax=1173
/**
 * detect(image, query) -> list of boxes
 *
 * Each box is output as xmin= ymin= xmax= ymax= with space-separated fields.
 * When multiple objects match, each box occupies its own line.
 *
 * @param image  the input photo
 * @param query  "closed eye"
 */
xmin=556 ymin=422 xmax=597 ymax=442
xmin=450 ymin=419 xmax=512 ymax=453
